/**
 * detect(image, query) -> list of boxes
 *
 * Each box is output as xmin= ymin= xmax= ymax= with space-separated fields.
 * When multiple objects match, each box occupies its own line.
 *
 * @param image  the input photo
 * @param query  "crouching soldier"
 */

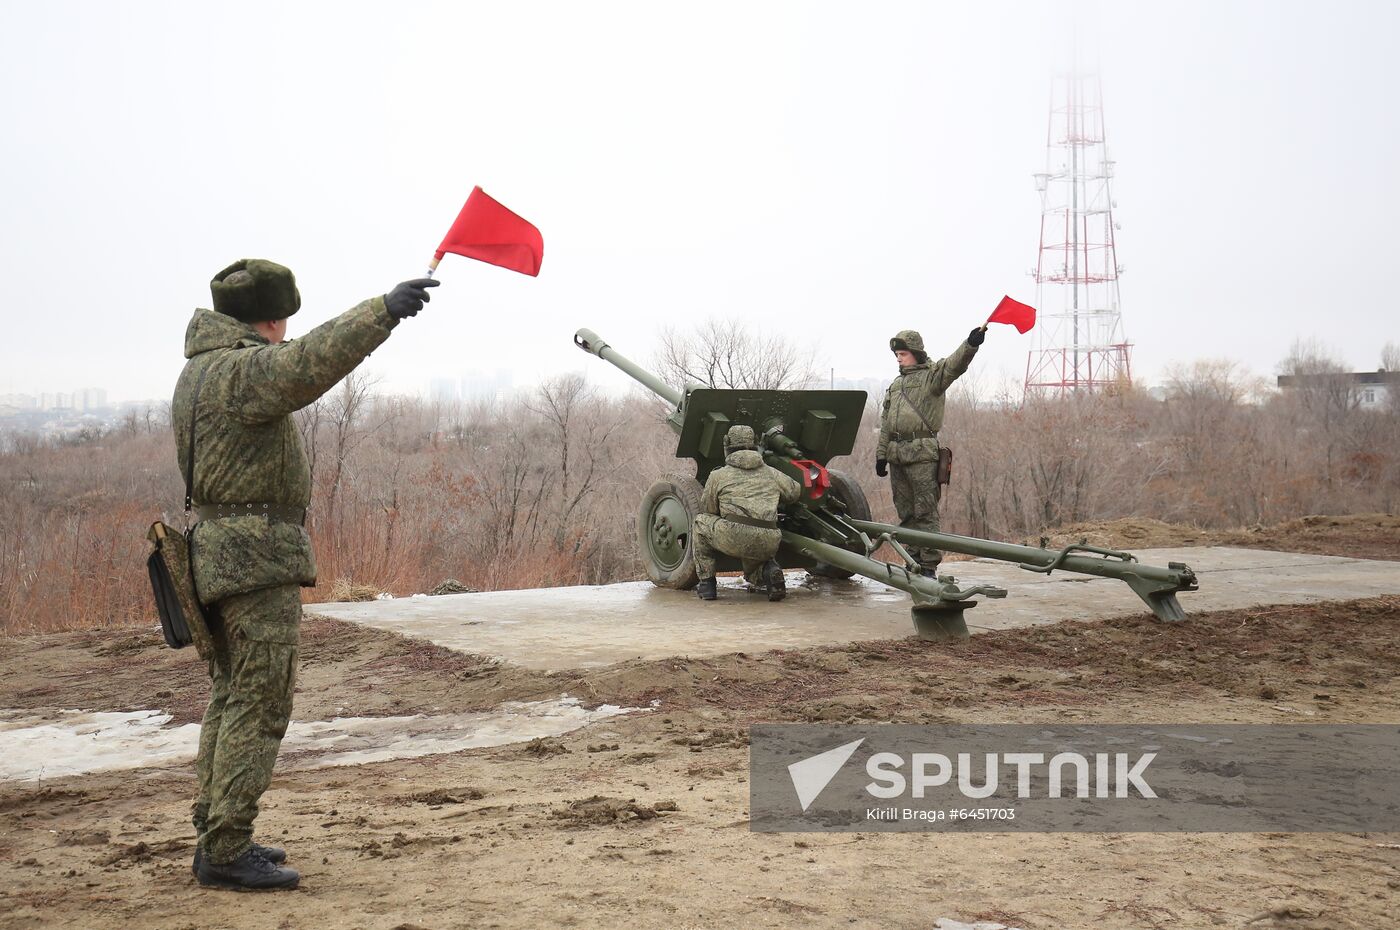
xmin=692 ymin=425 xmax=802 ymax=601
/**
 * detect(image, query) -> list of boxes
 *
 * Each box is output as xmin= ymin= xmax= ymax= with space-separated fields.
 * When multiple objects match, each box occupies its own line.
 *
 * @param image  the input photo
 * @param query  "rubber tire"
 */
xmin=806 ymin=467 xmax=872 ymax=579
xmin=638 ymin=473 xmax=705 ymax=589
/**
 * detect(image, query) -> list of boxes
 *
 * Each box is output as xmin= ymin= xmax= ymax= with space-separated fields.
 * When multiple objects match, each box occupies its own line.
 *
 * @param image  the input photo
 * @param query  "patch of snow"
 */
xmin=281 ymin=699 xmax=638 ymax=768
xmin=0 ymin=698 xmax=646 ymax=784
xmin=0 ymin=710 xmax=199 ymax=782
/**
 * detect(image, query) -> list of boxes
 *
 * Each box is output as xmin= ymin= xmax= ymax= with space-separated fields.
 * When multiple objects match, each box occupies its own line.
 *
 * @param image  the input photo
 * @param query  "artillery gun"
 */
xmin=574 ymin=328 xmax=1198 ymax=639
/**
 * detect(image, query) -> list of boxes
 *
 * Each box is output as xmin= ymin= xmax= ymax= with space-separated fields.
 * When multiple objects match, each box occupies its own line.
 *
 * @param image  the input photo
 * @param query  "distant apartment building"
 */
xmin=0 ymin=393 xmax=38 ymax=409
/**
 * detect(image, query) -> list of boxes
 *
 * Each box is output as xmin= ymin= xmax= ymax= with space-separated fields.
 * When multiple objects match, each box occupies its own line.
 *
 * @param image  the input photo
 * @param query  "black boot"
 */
xmin=765 ymin=561 xmax=786 ymax=602
xmin=192 ymin=842 xmax=287 ymax=877
xmin=197 ymin=846 xmax=300 ymax=891
xmin=696 ymin=578 xmax=717 ymax=601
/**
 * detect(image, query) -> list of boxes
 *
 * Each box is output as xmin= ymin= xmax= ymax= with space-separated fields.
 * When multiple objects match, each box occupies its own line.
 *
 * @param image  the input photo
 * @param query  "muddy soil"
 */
xmin=0 ymin=617 xmax=560 ymax=728
xmin=2 ymin=522 xmax=1399 ymax=929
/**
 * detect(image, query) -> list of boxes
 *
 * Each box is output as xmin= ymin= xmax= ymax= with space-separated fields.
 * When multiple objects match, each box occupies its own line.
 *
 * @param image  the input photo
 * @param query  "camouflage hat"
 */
xmin=210 ymin=259 xmax=301 ymax=323
xmin=889 ymin=330 xmax=925 ymax=354
xmin=724 ymin=424 xmax=756 ymax=451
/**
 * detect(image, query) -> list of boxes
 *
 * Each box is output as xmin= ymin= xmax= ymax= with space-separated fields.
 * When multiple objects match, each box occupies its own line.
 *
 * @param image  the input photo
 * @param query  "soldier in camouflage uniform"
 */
xmin=173 ymin=259 xmax=437 ymax=890
xmin=875 ymin=326 xmax=985 ymax=574
xmin=692 ymin=425 xmax=803 ymax=601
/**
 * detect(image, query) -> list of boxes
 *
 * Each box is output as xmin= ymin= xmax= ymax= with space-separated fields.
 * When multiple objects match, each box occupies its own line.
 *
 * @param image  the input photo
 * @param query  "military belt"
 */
xmin=195 ymin=503 xmax=307 ymax=525
xmin=890 ymin=428 xmax=937 ymax=442
xmin=723 ymin=513 xmax=779 ymax=530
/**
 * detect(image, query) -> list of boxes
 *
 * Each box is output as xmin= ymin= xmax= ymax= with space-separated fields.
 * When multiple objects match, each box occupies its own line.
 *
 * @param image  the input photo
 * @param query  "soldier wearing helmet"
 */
xmin=691 ymin=425 xmax=803 ymax=601
xmin=876 ymin=325 xmax=986 ymax=574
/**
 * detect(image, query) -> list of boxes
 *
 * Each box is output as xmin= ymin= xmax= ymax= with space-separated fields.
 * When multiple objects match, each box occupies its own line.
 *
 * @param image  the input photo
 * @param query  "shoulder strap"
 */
xmin=898 ymin=379 xmax=939 ymax=436
xmin=184 ymin=362 xmax=211 ymax=515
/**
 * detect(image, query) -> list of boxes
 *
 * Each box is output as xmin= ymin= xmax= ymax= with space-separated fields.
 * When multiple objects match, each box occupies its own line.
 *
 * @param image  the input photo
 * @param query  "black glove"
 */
xmin=967 ymin=326 xmax=986 ymax=346
xmin=875 ymin=458 xmax=888 ymax=478
xmin=384 ymin=278 xmax=440 ymax=319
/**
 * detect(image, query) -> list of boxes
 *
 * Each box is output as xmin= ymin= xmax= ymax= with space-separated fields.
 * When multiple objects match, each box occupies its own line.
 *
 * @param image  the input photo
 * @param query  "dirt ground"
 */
xmin=2 ymin=518 xmax=1399 ymax=930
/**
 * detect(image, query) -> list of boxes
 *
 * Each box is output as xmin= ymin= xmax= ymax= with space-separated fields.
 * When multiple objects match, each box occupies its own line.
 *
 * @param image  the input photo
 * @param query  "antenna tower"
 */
xmin=1025 ymin=72 xmax=1132 ymax=396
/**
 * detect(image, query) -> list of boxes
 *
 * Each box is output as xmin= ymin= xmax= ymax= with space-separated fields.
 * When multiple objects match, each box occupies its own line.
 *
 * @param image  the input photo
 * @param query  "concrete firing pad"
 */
xmin=307 ymin=547 xmax=1400 ymax=670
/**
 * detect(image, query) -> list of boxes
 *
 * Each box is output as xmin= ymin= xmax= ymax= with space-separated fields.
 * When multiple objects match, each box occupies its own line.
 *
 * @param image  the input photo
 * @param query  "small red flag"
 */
xmin=434 ymin=186 xmax=544 ymax=276
xmin=987 ymin=295 xmax=1036 ymax=333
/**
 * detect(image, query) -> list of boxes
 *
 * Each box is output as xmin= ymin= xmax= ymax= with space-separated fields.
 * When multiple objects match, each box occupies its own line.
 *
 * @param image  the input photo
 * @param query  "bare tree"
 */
xmin=322 ymin=371 xmax=381 ymax=527
xmin=655 ymin=318 xmax=819 ymax=391
xmin=1382 ymin=342 xmax=1400 ymax=374
xmin=1279 ymin=340 xmax=1362 ymax=487
xmin=527 ymin=374 xmax=627 ymax=548
xmin=294 ymin=397 xmax=325 ymax=486
xmin=1157 ymin=360 xmax=1279 ymax=523
xmin=1162 ymin=359 xmax=1261 ymax=469
xmin=1165 ymin=358 xmax=1261 ymax=406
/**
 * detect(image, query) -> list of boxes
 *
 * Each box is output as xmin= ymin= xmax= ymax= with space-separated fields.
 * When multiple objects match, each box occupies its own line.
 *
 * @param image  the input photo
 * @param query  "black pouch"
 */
xmin=147 ymin=521 xmax=214 ymax=659
xmin=936 ymin=446 xmax=953 ymax=486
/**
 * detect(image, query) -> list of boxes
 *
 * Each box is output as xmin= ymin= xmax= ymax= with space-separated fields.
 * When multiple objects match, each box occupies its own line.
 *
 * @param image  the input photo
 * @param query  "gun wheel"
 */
xmin=807 ymin=468 xmax=871 ymax=579
xmin=638 ymin=473 xmax=704 ymax=589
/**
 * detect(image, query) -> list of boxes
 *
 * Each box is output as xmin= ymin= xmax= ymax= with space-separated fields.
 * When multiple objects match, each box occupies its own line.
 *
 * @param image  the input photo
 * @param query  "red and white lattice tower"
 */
xmin=1024 ymin=71 xmax=1132 ymax=396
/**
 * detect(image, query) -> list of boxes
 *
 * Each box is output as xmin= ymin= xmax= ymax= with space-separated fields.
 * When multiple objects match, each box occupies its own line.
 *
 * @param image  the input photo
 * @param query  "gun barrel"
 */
xmin=574 ymin=328 xmax=683 ymax=407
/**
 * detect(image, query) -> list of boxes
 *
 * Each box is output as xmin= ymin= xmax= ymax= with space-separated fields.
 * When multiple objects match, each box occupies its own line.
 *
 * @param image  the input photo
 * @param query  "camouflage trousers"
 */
xmin=692 ymin=514 xmax=781 ymax=585
xmin=191 ymin=584 xmax=301 ymax=864
xmin=889 ymin=460 xmax=942 ymax=570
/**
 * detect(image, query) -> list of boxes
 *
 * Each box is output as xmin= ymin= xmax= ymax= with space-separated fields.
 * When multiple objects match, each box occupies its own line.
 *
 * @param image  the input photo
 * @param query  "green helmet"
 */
xmin=210 ymin=259 xmax=302 ymax=323
xmin=724 ymin=424 xmax=756 ymax=453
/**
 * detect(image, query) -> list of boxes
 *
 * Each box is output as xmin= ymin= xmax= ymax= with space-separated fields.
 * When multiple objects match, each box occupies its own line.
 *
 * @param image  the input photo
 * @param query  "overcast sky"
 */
xmin=2 ymin=0 xmax=1397 ymax=403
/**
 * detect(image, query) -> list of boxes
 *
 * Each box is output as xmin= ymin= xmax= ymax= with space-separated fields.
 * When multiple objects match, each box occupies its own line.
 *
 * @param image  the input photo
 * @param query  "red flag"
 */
xmin=987 ymin=295 xmax=1036 ymax=333
xmin=434 ymin=186 xmax=544 ymax=276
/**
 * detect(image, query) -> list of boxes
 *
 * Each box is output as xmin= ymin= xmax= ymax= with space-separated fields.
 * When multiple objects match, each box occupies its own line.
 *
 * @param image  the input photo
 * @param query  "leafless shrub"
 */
xmin=327 ymin=578 xmax=381 ymax=602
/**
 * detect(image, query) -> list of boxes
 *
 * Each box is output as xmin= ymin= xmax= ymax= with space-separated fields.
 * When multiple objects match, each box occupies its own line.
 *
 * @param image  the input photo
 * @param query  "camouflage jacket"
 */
xmin=701 ymin=449 xmax=803 ymax=524
xmin=172 ymin=298 xmax=398 ymax=603
xmin=877 ymin=338 xmax=978 ymax=464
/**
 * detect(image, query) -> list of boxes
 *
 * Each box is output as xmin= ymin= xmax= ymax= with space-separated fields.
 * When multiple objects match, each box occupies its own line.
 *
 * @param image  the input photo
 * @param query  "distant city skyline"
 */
xmin=428 ymin=369 xmax=516 ymax=405
xmin=0 ymin=387 xmax=109 ymax=412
